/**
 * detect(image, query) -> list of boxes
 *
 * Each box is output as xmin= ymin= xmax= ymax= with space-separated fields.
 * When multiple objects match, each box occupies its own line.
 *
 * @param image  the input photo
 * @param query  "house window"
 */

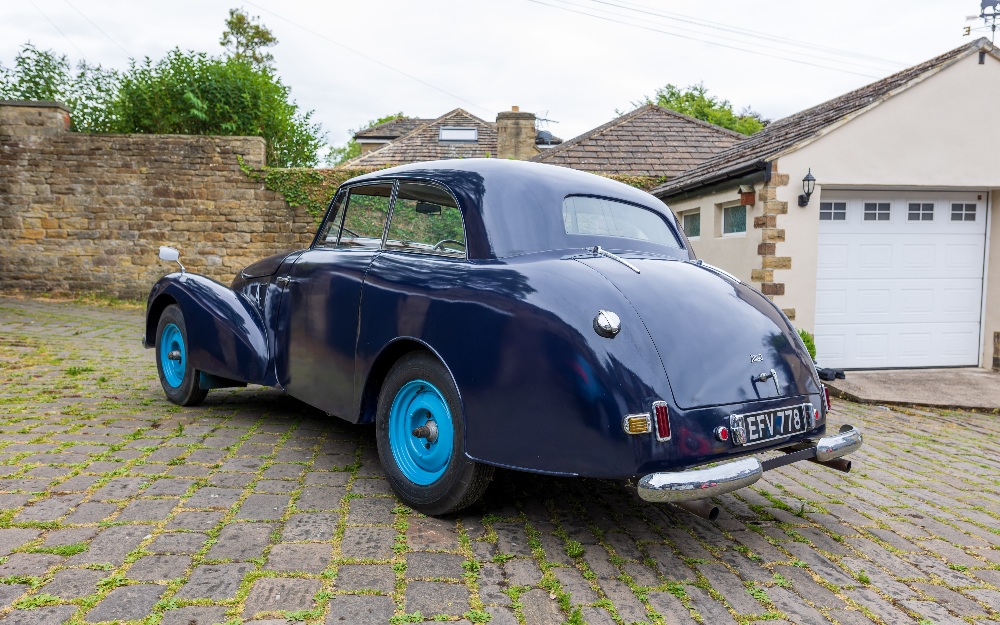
xmin=951 ymin=203 xmax=976 ymax=222
xmin=682 ymin=211 xmax=701 ymax=238
xmin=863 ymin=202 xmax=890 ymax=221
xmin=723 ymin=205 xmax=746 ymax=235
xmin=907 ymin=203 xmax=934 ymax=221
xmin=439 ymin=127 xmax=478 ymax=142
xmin=819 ymin=201 xmax=846 ymax=221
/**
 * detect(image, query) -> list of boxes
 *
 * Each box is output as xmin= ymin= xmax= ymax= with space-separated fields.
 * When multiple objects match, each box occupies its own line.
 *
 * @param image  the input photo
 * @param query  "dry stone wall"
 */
xmin=0 ymin=101 xmax=316 ymax=299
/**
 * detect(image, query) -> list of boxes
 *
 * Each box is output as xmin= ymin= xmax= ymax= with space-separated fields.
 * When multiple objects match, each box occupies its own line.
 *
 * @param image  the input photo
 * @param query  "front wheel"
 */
xmin=376 ymin=352 xmax=493 ymax=515
xmin=155 ymin=305 xmax=207 ymax=406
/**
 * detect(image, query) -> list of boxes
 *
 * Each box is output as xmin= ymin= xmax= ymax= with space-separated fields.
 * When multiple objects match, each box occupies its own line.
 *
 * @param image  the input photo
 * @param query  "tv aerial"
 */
xmin=966 ymin=0 xmax=1000 ymax=42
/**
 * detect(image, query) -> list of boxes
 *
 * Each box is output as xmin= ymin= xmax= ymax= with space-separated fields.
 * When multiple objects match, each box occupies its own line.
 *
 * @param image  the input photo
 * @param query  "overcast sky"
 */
xmin=0 ymin=1 xmax=988 ymax=156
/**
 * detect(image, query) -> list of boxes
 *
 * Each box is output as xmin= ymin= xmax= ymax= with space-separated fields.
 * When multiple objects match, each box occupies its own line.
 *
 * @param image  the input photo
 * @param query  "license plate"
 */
xmin=730 ymin=404 xmax=813 ymax=446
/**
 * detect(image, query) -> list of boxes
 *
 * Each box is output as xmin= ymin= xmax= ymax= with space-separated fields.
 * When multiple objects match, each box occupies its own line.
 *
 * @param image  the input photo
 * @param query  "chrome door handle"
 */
xmin=276 ymin=276 xmax=289 ymax=286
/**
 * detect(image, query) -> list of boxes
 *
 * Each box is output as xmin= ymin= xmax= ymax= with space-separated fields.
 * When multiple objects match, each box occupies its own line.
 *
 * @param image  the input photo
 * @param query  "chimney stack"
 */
xmin=496 ymin=106 xmax=538 ymax=160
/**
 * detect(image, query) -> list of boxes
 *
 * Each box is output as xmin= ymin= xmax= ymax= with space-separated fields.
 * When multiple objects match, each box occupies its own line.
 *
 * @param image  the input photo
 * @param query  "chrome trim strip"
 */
xmin=815 ymin=425 xmax=863 ymax=462
xmin=636 ymin=457 xmax=763 ymax=503
xmin=686 ymin=259 xmax=742 ymax=284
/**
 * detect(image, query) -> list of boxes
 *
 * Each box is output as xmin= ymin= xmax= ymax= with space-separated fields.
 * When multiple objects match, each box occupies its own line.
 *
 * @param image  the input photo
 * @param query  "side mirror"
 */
xmin=415 ymin=202 xmax=441 ymax=215
xmin=158 ymin=246 xmax=185 ymax=274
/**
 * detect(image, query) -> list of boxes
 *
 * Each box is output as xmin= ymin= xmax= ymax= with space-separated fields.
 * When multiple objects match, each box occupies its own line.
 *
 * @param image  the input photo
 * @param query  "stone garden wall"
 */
xmin=0 ymin=101 xmax=316 ymax=299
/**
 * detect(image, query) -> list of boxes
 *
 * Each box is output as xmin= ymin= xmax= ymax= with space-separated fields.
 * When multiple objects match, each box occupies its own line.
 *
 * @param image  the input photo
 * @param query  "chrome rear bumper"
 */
xmin=637 ymin=425 xmax=862 ymax=503
xmin=816 ymin=424 xmax=863 ymax=462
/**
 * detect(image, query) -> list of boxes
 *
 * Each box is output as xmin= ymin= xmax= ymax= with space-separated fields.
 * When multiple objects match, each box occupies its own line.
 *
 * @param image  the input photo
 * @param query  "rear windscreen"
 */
xmin=563 ymin=196 xmax=681 ymax=249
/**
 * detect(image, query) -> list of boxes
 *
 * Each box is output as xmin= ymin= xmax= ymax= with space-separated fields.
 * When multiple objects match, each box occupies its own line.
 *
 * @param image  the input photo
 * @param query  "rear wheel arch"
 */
xmin=358 ymin=339 xmax=453 ymax=425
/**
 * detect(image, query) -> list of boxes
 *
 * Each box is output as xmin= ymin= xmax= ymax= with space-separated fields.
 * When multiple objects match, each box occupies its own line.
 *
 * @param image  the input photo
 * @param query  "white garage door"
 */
xmin=814 ymin=190 xmax=987 ymax=369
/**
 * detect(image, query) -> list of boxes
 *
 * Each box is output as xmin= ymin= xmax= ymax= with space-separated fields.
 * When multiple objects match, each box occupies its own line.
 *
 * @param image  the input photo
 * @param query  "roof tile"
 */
xmin=531 ymin=104 xmax=742 ymax=178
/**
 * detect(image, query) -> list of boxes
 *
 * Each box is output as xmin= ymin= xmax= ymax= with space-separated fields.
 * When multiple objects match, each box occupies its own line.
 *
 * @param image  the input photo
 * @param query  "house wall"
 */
xmin=662 ymin=188 xmax=762 ymax=285
xmin=772 ymin=51 xmax=1000 ymax=366
xmin=665 ymin=51 xmax=1000 ymax=367
xmin=0 ymin=102 xmax=316 ymax=299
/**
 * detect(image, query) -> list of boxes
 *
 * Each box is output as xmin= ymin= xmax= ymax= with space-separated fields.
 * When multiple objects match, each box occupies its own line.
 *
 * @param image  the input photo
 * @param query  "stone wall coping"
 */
xmin=0 ymin=100 xmax=71 ymax=112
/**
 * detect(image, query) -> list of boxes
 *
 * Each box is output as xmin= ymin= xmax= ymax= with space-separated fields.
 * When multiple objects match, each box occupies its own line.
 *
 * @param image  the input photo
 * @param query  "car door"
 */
xmin=276 ymin=181 xmax=395 ymax=418
xmin=356 ymin=181 xmax=469 ymax=400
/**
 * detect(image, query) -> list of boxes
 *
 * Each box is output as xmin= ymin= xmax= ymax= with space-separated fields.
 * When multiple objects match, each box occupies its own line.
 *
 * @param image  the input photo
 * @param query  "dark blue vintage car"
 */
xmin=145 ymin=159 xmax=861 ymax=517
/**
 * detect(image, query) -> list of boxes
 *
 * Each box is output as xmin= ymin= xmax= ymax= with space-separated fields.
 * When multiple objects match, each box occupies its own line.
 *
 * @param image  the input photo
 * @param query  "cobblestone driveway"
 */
xmin=0 ymin=296 xmax=998 ymax=625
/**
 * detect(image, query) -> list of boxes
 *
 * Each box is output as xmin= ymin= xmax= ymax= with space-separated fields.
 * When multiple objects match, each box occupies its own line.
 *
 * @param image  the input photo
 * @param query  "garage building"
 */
xmin=653 ymin=38 xmax=1000 ymax=370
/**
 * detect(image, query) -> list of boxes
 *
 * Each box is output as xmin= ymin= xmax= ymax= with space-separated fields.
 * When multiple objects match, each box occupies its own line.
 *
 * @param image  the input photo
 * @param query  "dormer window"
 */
xmin=439 ymin=127 xmax=478 ymax=142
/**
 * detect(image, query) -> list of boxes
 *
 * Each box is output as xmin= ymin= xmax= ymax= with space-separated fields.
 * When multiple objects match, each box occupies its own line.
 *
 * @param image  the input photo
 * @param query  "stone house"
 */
xmin=653 ymin=38 xmax=1000 ymax=370
xmin=344 ymin=107 xmax=559 ymax=167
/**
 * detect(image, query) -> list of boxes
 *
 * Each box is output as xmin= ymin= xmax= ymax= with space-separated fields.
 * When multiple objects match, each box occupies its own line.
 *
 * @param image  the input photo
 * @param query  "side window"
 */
xmin=314 ymin=184 xmax=393 ymax=248
xmin=339 ymin=183 xmax=394 ymax=248
xmin=385 ymin=182 xmax=466 ymax=257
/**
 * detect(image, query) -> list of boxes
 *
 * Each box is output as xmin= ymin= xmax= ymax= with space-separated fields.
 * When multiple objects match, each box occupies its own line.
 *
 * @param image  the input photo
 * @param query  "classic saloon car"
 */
xmin=145 ymin=159 xmax=861 ymax=517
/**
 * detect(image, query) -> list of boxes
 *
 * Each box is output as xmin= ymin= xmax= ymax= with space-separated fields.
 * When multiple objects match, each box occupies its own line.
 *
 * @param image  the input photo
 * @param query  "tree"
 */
xmin=220 ymin=8 xmax=278 ymax=68
xmin=643 ymin=83 xmax=767 ymax=136
xmin=327 ymin=113 xmax=406 ymax=165
xmin=112 ymin=50 xmax=323 ymax=167
xmin=0 ymin=42 xmax=118 ymax=132
xmin=0 ymin=42 xmax=68 ymax=101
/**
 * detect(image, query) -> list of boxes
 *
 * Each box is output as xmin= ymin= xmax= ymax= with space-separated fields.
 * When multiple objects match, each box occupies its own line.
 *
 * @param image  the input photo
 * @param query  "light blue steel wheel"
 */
xmin=388 ymin=379 xmax=455 ymax=486
xmin=159 ymin=323 xmax=186 ymax=388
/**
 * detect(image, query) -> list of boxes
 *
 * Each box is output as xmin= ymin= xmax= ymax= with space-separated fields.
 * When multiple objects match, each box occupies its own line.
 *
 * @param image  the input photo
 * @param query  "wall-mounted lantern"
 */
xmin=798 ymin=169 xmax=816 ymax=207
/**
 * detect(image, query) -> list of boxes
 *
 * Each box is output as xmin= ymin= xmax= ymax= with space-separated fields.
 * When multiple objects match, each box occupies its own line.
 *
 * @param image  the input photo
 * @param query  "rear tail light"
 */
xmin=823 ymin=384 xmax=832 ymax=412
xmin=653 ymin=401 xmax=671 ymax=441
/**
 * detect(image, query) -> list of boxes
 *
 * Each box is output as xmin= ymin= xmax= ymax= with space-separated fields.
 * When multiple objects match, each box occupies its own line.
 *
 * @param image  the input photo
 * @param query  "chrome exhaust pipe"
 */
xmin=673 ymin=499 xmax=720 ymax=521
xmin=810 ymin=457 xmax=851 ymax=473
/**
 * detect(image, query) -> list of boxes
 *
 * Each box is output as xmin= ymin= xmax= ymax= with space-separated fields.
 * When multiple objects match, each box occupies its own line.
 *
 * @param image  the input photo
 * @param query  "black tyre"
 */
xmin=376 ymin=352 xmax=493 ymax=515
xmin=155 ymin=304 xmax=208 ymax=406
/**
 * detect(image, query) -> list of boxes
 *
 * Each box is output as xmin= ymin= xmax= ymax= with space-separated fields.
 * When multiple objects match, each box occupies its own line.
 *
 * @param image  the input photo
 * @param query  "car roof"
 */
xmin=344 ymin=159 xmax=678 ymax=260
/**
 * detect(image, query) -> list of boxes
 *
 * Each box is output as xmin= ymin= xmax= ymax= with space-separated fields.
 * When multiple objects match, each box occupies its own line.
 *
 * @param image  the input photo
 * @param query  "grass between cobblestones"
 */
xmin=0 ymin=295 xmax=998 ymax=624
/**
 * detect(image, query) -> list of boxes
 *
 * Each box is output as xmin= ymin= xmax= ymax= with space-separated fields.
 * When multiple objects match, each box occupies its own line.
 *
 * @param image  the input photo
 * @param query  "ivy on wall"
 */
xmin=239 ymin=157 xmax=383 ymax=221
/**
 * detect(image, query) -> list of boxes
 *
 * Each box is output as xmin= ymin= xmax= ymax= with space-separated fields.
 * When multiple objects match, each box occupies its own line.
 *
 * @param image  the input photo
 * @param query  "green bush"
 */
xmin=797 ymin=329 xmax=816 ymax=360
xmin=113 ymin=50 xmax=322 ymax=167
